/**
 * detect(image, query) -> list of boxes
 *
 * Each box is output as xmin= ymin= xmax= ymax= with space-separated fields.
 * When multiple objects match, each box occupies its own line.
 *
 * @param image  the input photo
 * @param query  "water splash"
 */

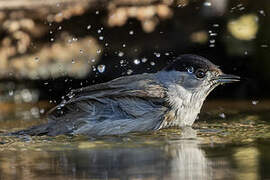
xmin=134 ymin=59 xmax=140 ymax=65
xmin=97 ymin=65 xmax=106 ymax=73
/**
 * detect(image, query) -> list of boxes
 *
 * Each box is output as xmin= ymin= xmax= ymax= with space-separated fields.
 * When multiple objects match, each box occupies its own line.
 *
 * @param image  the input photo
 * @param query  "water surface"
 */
xmin=0 ymin=100 xmax=270 ymax=180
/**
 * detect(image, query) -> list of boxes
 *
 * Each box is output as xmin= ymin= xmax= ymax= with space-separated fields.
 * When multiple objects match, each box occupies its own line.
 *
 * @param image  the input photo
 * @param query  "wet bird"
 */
xmin=15 ymin=54 xmax=240 ymax=136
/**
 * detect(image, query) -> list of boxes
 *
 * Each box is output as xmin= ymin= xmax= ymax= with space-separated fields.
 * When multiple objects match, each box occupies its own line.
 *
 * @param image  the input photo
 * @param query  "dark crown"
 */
xmin=163 ymin=54 xmax=220 ymax=73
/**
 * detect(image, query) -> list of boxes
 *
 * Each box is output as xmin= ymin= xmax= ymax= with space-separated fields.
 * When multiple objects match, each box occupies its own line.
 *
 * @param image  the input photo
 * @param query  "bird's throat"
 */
xmin=160 ymin=85 xmax=207 ymax=128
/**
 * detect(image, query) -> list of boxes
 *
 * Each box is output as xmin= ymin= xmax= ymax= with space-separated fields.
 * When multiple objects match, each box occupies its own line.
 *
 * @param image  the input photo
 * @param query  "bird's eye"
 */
xmin=195 ymin=69 xmax=206 ymax=78
xmin=187 ymin=67 xmax=194 ymax=74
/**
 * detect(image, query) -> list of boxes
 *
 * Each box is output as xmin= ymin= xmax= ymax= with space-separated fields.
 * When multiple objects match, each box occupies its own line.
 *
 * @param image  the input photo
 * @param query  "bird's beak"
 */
xmin=216 ymin=74 xmax=241 ymax=83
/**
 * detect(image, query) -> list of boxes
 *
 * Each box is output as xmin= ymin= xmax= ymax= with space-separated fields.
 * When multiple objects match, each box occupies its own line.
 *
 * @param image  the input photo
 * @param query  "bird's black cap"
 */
xmin=163 ymin=54 xmax=221 ymax=73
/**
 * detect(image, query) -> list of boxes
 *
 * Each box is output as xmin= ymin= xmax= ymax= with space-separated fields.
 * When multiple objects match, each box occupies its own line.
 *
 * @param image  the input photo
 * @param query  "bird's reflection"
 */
xmin=168 ymin=140 xmax=212 ymax=179
xmin=55 ymin=129 xmax=212 ymax=179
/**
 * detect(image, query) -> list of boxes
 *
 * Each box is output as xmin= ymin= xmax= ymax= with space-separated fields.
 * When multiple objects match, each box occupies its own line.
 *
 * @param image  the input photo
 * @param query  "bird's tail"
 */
xmin=9 ymin=123 xmax=53 ymax=136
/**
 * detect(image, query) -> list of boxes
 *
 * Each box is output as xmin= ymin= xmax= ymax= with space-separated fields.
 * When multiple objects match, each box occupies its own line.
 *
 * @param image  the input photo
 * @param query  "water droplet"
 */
xmin=50 ymin=38 xmax=54 ymax=42
xmin=97 ymin=29 xmax=101 ymax=34
xmin=210 ymin=39 xmax=215 ymax=43
xmin=239 ymin=7 xmax=245 ymax=11
xmin=252 ymin=100 xmax=259 ymax=105
xmin=40 ymin=108 xmax=45 ymax=114
xmin=68 ymin=93 xmax=74 ymax=99
xmin=9 ymin=90 xmax=13 ymax=96
xmin=44 ymin=82 xmax=48 ymax=85
xmin=213 ymin=24 xmax=219 ymax=27
xmin=127 ymin=69 xmax=133 ymax=75
xmin=261 ymin=44 xmax=268 ymax=48
xmin=259 ymin=10 xmax=266 ymax=16
xmin=209 ymin=44 xmax=215 ymax=48
xmin=118 ymin=51 xmax=124 ymax=57
xmin=99 ymin=36 xmax=104 ymax=40
xmin=141 ymin=57 xmax=148 ymax=63
xmin=87 ymin=25 xmax=91 ymax=30
xmin=210 ymin=33 xmax=218 ymax=36
xmin=219 ymin=113 xmax=226 ymax=119
xmin=134 ymin=59 xmax=140 ymax=65
xmin=105 ymin=43 xmax=109 ymax=47
xmin=120 ymin=60 xmax=125 ymax=65
xmin=72 ymin=37 xmax=78 ymax=41
xmin=187 ymin=67 xmax=194 ymax=74
xmin=122 ymin=44 xmax=126 ymax=47
xmin=150 ymin=61 xmax=156 ymax=66
xmin=165 ymin=52 xmax=170 ymax=56
xmin=97 ymin=64 xmax=106 ymax=73
xmin=204 ymin=2 xmax=212 ymax=6
xmin=129 ymin=30 xmax=134 ymax=35
xmin=49 ymin=30 xmax=53 ymax=34
xmin=96 ymin=10 xmax=99 ymax=14
xmin=244 ymin=51 xmax=248 ymax=55
xmin=154 ymin=52 xmax=161 ymax=57
xmin=237 ymin=4 xmax=243 ymax=7
xmin=58 ymin=26 xmax=62 ymax=30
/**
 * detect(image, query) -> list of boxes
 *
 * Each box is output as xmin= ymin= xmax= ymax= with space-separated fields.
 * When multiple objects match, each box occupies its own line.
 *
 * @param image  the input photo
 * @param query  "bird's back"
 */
xmin=15 ymin=73 xmax=169 ymax=136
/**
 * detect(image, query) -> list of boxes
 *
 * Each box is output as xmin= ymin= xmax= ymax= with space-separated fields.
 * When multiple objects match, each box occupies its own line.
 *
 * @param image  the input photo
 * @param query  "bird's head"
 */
xmin=163 ymin=54 xmax=240 ymax=95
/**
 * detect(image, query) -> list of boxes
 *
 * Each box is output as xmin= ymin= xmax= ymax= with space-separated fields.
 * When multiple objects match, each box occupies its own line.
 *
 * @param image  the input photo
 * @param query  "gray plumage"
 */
xmin=14 ymin=54 xmax=240 ymax=136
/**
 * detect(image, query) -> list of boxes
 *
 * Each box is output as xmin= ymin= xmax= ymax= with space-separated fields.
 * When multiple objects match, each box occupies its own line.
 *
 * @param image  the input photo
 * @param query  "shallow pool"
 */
xmin=0 ymin=100 xmax=270 ymax=179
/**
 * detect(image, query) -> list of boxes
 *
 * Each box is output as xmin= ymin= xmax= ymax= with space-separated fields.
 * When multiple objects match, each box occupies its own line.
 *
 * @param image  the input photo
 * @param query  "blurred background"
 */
xmin=1 ymin=1 xmax=270 ymax=179
xmin=0 ymin=0 xmax=269 ymax=112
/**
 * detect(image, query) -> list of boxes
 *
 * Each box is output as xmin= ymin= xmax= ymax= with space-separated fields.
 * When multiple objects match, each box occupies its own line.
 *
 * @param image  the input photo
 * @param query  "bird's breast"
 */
xmin=159 ymin=85 xmax=206 ymax=128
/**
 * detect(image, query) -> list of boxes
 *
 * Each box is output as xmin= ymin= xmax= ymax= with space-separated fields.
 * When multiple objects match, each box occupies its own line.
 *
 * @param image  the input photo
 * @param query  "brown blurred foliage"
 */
xmin=0 ymin=0 xmax=184 ymax=79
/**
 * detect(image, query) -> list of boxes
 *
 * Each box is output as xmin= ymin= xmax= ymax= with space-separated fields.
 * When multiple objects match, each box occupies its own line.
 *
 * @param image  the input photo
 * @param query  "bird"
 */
xmin=14 ymin=54 xmax=240 ymax=136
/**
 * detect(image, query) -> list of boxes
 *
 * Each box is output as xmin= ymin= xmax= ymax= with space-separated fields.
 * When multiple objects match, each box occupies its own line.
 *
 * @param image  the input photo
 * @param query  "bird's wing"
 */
xmin=37 ymin=73 xmax=168 ymax=136
xmin=67 ymin=73 xmax=166 ymax=102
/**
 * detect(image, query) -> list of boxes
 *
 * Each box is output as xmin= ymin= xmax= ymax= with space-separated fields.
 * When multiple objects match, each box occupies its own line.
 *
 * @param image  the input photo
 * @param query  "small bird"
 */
xmin=15 ymin=54 xmax=240 ymax=136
